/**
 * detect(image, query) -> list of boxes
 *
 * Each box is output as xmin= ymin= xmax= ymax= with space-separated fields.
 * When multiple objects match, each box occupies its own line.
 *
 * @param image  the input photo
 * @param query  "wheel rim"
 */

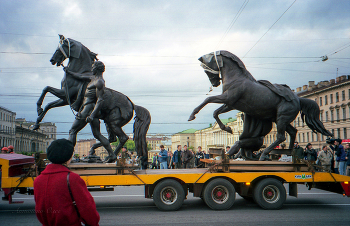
xmin=160 ymin=186 xmax=178 ymax=205
xmin=262 ymin=185 xmax=280 ymax=203
xmin=211 ymin=185 xmax=229 ymax=204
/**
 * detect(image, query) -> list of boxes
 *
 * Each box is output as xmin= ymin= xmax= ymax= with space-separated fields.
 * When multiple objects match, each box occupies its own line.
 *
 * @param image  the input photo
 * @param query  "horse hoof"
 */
xmin=225 ymin=127 xmax=233 ymax=134
xmin=188 ymin=115 xmax=196 ymax=121
xmin=105 ymin=154 xmax=117 ymax=163
xmin=259 ymin=154 xmax=269 ymax=161
xmin=33 ymin=124 xmax=40 ymax=130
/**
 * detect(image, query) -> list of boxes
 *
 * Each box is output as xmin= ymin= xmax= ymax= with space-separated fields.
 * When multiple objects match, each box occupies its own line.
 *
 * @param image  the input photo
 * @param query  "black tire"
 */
xmin=253 ymin=178 xmax=286 ymax=210
xmin=153 ymin=179 xmax=185 ymax=211
xmin=203 ymin=178 xmax=236 ymax=210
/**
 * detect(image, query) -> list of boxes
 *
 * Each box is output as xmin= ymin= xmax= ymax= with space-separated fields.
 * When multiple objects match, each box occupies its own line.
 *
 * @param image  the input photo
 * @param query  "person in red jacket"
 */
xmin=34 ymin=139 xmax=100 ymax=226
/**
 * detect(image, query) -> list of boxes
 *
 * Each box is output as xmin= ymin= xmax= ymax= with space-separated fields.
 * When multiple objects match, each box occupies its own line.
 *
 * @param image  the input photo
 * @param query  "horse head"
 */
xmin=50 ymin=35 xmax=80 ymax=66
xmin=198 ymin=51 xmax=223 ymax=87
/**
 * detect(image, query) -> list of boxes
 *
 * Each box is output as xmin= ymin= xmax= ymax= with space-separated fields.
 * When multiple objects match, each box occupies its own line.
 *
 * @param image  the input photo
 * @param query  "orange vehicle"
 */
xmin=1 ymin=154 xmax=349 ymax=211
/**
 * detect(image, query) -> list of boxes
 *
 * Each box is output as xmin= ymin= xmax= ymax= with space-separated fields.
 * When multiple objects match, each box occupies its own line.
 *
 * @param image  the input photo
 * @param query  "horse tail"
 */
xmin=299 ymin=97 xmax=333 ymax=137
xmin=133 ymin=105 xmax=151 ymax=158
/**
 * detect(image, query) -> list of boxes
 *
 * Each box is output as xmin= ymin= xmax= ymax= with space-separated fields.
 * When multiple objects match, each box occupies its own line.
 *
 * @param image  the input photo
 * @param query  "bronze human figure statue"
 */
xmin=189 ymin=51 xmax=332 ymax=160
xmin=36 ymin=35 xmax=151 ymax=164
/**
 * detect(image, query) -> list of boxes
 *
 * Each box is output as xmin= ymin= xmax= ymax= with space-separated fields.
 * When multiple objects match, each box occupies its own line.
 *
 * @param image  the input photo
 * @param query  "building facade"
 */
xmin=0 ymin=106 xmax=16 ymax=148
xmin=74 ymin=139 xmax=108 ymax=159
xmin=292 ymin=76 xmax=350 ymax=150
xmin=15 ymin=119 xmax=57 ymax=153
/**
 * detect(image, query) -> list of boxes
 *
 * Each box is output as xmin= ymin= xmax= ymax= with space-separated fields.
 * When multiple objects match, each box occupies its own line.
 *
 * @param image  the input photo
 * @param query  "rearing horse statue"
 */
xmin=34 ymin=34 xmax=97 ymax=130
xmin=35 ymin=35 xmax=151 ymax=165
xmin=189 ymin=51 xmax=332 ymax=160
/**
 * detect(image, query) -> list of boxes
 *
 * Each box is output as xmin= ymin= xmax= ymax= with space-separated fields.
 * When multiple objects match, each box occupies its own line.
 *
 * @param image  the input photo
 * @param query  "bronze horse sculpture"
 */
xmin=189 ymin=51 xmax=332 ymax=160
xmin=35 ymin=35 xmax=151 ymax=164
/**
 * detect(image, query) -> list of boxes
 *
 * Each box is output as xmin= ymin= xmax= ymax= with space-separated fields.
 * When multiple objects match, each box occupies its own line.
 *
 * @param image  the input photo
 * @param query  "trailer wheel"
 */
xmin=153 ymin=179 xmax=185 ymax=211
xmin=203 ymin=178 xmax=236 ymax=210
xmin=253 ymin=178 xmax=286 ymax=210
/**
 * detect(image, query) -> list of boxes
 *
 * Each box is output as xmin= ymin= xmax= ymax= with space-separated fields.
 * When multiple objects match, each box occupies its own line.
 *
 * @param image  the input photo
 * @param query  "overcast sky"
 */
xmin=0 ymin=0 xmax=349 ymax=140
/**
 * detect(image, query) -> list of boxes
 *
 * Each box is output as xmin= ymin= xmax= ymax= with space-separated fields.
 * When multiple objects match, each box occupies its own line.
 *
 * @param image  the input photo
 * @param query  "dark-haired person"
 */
xmin=34 ymin=139 xmax=100 ymax=226
xmin=329 ymin=139 xmax=346 ymax=175
xmin=345 ymin=143 xmax=350 ymax=176
xmin=158 ymin=145 xmax=168 ymax=169
xmin=181 ymin=145 xmax=193 ymax=169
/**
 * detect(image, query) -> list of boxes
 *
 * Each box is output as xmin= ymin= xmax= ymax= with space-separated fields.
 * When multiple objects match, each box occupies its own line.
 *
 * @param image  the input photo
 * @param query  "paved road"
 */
xmin=1 ymin=184 xmax=349 ymax=226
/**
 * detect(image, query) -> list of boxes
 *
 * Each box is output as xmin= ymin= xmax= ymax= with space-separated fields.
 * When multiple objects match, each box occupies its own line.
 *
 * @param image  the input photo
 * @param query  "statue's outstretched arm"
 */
xmin=65 ymin=68 xmax=92 ymax=81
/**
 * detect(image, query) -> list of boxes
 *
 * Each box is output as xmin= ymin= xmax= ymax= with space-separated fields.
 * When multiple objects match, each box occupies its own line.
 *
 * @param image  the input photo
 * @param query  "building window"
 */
xmin=298 ymin=133 xmax=300 ymax=142
xmin=319 ymin=97 xmax=322 ymax=106
xmin=331 ymin=110 xmax=334 ymax=122
xmin=343 ymin=108 xmax=346 ymax=121
xmin=336 ymin=108 xmax=340 ymax=121
xmin=342 ymin=90 xmax=345 ymax=101
xmin=325 ymin=95 xmax=328 ymax=105
xmin=332 ymin=129 xmax=335 ymax=137
xmin=344 ymin=128 xmax=347 ymax=139
xmin=320 ymin=112 xmax=323 ymax=122
xmin=330 ymin=94 xmax=333 ymax=104
xmin=325 ymin=111 xmax=328 ymax=122
xmin=348 ymin=89 xmax=350 ymax=100
xmin=337 ymin=128 xmax=341 ymax=138
xmin=336 ymin=92 xmax=339 ymax=102
xmin=302 ymin=133 xmax=305 ymax=142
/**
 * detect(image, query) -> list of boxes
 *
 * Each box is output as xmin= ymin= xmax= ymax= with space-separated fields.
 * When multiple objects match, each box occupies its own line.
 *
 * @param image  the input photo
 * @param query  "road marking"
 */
xmin=12 ymin=194 xmax=144 ymax=200
xmin=92 ymin=195 xmax=144 ymax=198
xmin=97 ymin=206 xmax=157 ymax=209
xmin=285 ymin=204 xmax=350 ymax=206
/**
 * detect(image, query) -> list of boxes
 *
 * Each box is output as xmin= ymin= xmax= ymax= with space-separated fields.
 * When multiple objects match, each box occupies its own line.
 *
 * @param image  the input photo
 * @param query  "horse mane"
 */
xmin=220 ymin=51 xmax=256 ymax=82
xmin=68 ymin=38 xmax=98 ymax=62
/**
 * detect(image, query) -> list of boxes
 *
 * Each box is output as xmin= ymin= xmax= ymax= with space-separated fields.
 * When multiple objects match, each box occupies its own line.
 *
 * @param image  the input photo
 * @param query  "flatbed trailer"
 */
xmin=1 ymin=154 xmax=350 ymax=210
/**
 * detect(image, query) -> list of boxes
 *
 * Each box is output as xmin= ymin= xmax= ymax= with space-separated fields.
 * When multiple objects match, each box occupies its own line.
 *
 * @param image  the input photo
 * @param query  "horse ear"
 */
xmin=59 ymin=34 xmax=65 ymax=40
xmin=68 ymin=38 xmax=82 ymax=58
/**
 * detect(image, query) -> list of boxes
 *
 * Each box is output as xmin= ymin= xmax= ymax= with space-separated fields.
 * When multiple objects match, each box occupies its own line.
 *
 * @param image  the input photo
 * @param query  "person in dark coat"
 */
xmin=292 ymin=142 xmax=304 ymax=162
xmin=34 ymin=139 xmax=100 ymax=226
xmin=330 ymin=139 xmax=346 ymax=175
xmin=305 ymin=143 xmax=317 ymax=162
xmin=172 ymin=145 xmax=182 ymax=169
xmin=181 ymin=145 xmax=194 ymax=169
xmin=345 ymin=143 xmax=350 ymax=176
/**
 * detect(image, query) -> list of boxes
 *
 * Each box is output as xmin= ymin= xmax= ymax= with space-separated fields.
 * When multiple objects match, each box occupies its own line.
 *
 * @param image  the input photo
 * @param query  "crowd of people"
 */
xmin=151 ymin=145 xmax=208 ymax=169
xmin=1 ymin=145 xmax=15 ymax=154
xmin=292 ymin=140 xmax=350 ymax=176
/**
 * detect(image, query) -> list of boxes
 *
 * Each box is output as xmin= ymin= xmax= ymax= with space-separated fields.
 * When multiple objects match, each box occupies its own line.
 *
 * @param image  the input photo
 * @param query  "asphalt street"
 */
xmin=0 ymin=184 xmax=349 ymax=226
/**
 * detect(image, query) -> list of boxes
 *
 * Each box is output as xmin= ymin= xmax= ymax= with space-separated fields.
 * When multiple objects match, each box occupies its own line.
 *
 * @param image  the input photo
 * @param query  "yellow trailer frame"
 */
xmin=1 ymin=154 xmax=350 ymax=210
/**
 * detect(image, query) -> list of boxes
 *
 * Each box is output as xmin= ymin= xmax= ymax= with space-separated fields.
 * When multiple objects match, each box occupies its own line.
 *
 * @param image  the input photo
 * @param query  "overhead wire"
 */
xmin=243 ymin=0 xmax=297 ymax=58
xmin=215 ymin=0 xmax=249 ymax=49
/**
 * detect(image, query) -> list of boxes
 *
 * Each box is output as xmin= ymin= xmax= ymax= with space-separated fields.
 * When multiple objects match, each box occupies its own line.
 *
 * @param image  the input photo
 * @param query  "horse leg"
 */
xmin=188 ymin=93 xmax=228 ymax=121
xmin=68 ymin=118 xmax=88 ymax=146
xmin=213 ymin=104 xmax=234 ymax=134
xmin=88 ymin=142 xmax=103 ymax=156
xmin=90 ymin=118 xmax=117 ymax=163
xmin=226 ymin=141 xmax=241 ymax=156
xmin=259 ymin=122 xmax=287 ymax=161
xmin=36 ymin=86 xmax=66 ymax=115
xmin=108 ymin=122 xmax=129 ymax=156
xmin=33 ymin=99 xmax=67 ymax=130
xmin=286 ymin=124 xmax=297 ymax=149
